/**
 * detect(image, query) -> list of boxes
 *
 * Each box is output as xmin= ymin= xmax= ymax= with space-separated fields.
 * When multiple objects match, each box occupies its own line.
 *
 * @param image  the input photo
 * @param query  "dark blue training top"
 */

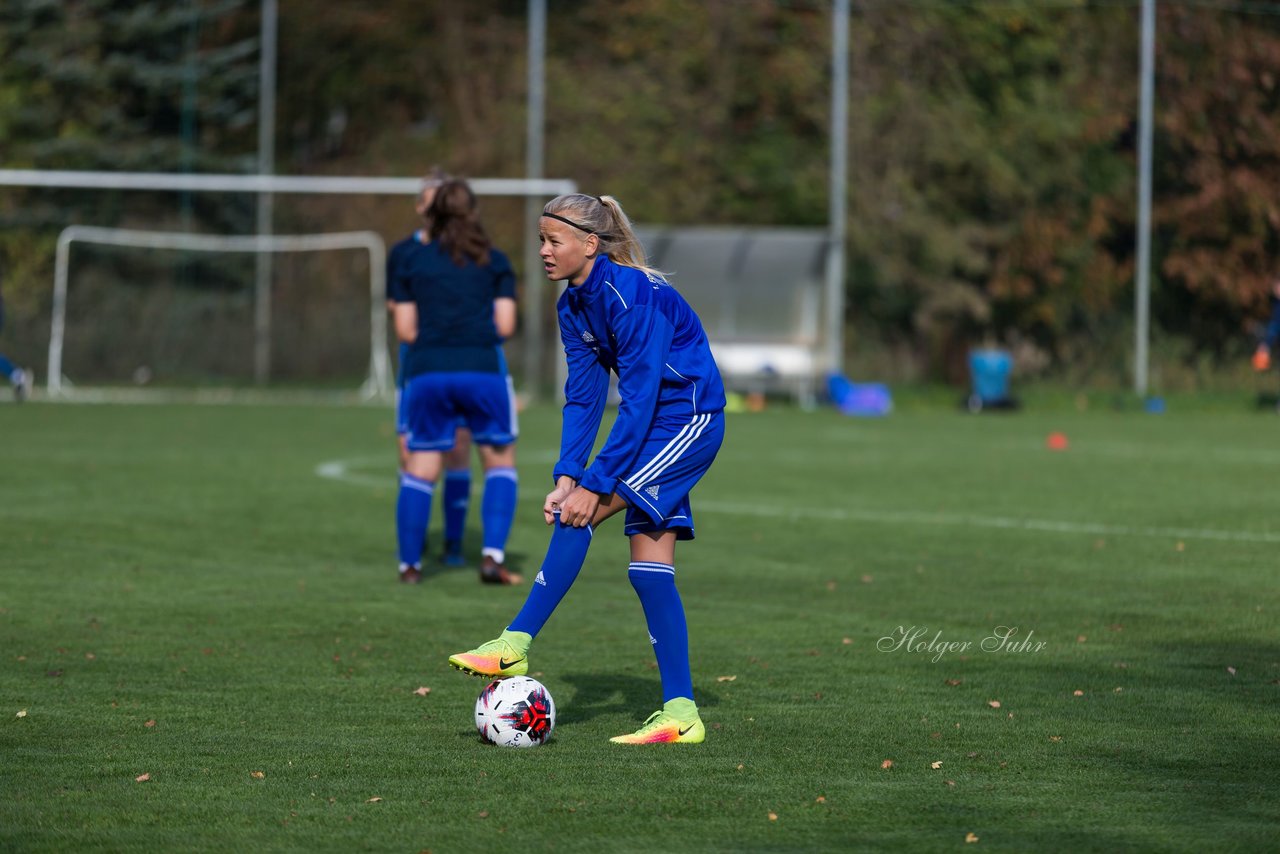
xmin=389 ymin=239 xmax=515 ymax=377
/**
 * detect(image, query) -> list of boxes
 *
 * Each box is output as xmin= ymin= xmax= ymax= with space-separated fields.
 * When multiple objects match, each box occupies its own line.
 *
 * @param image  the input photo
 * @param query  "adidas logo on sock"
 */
xmin=645 ymin=484 xmax=660 ymax=499
xmin=648 ymin=632 xmax=657 ymax=645
xmin=535 ymin=571 xmax=547 ymax=586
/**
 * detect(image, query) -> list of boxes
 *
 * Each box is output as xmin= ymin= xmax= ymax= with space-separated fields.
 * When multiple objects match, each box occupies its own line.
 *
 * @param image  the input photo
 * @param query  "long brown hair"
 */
xmin=427 ymin=179 xmax=492 ymax=266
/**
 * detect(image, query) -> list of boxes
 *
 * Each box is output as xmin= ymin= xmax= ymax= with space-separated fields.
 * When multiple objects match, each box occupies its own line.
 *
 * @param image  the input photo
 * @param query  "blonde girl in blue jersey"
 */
xmin=450 ymin=193 xmax=726 ymax=744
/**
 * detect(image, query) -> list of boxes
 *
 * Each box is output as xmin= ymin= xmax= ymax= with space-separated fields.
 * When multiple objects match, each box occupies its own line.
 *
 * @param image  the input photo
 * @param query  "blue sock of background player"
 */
xmin=441 ymin=468 xmax=470 ymax=564
xmin=480 ymin=466 xmax=518 ymax=566
xmin=396 ymin=473 xmax=433 ymax=578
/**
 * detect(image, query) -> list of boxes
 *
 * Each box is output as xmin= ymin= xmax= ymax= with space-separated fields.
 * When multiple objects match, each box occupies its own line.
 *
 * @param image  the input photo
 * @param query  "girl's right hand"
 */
xmin=544 ymin=476 xmax=577 ymax=525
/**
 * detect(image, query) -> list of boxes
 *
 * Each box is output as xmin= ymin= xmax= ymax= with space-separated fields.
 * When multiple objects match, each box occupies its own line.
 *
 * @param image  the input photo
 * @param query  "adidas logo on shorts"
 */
xmin=581 ymin=330 xmax=596 ymax=343
xmin=645 ymin=484 xmax=660 ymax=499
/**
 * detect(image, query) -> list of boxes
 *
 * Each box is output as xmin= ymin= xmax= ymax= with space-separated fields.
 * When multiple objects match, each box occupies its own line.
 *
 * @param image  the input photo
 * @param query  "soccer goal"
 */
xmin=1 ymin=169 xmax=578 ymax=401
xmin=47 ymin=225 xmax=391 ymax=399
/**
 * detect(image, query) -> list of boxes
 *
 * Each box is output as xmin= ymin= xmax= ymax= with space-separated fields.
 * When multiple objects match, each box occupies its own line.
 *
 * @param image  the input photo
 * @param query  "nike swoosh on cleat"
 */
xmin=499 ymin=657 xmax=525 ymax=670
xmin=678 ymin=724 xmax=697 ymax=736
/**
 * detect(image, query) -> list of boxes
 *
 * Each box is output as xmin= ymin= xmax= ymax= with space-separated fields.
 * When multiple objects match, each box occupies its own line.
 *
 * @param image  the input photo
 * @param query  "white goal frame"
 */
xmin=48 ymin=225 xmax=391 ymax=399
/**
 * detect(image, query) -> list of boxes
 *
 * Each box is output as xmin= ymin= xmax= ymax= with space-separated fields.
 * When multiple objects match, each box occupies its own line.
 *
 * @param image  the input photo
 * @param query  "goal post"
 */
xmin=48 ymin=225 xmax=391 ymax=399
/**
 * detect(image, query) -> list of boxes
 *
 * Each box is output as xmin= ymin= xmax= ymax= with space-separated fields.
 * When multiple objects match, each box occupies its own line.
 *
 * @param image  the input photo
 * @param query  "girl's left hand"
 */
xmin=559 ymin=486 xmax=601 ymax=528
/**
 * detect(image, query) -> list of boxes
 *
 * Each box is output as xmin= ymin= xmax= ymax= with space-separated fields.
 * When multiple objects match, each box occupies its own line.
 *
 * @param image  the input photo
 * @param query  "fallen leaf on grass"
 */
xmin=768 ymin=812 xmax=778 ymax=821
xmin=815 ymin=796 xmax=826 ymax=803
xmin=1226 ymin=667 xmax=1236 ymax=677
xmin=965 ymin=832 xmax=979 ymax=843
xmin=1077 ymin=635 xmax=1087 ymax=643
xmin=945 ymin=679 xmax=963 ymax=686
xmin=825 ymin=581 xmax=837 ymax=591
xmin=85 ymin=653 xmax=96 ymax=660
xmin=842 ymin=637 xmax=853 ymax=645
xmin=1050 ymin=736 xmax=1062 ymax=742
xmin=145 ymin=720 xmax=156 ymax=728
xmin=135 ymin=773 xmax=151 ymax=783
xmin=250 ymin=771 xmax=265 ymax=779
xmin=16 ymin=710 xmax=27 ymax=718
xmin=1073 ymin=690 xmax=1084 ymax=697
xmin=860 ymin=574 xmax=873 ymax=584
xmin=477 ymin=811 xmax=489 ymax=819
xmin=987 ymin=700 xmax=1001 ymax=709
xmin=736 ymin=764 xmax=744 ymax=771
xmin=717 ymin=675 xmax=737 ymax=683
xmin=414 ymin=686 xmax=432 ymax=696
xmin=366 ymin=797 xmax=382 ymax=803
xmin=930 ymin=761 xmax=943 ymax=770
xmin=881 ymin=759 xmax=894 ymax=770
xmin=1175 ymin=541 xmax=1185 ymax=552
xmin=945 ymin=780 xmax=956 ymax=787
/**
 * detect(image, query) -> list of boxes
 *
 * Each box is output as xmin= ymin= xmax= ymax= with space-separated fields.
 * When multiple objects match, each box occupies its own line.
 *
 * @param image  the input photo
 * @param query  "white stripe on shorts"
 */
xmin=624 ymin=413 xmax=711 ymax=491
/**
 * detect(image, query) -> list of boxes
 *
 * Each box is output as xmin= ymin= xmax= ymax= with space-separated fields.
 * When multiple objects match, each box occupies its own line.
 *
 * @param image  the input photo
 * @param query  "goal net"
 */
xmin=0 ymin=170 xmax=577 ymax=401
xmin=48 ymin=226 xmax=389 ymax=399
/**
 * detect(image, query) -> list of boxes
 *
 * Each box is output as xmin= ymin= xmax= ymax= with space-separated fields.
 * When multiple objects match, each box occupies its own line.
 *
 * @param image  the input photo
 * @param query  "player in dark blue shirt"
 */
xmin=387 ymin=172 xmax=477 ymax=574
xmin=391 ymin=179 xmax=522 ymax=586
xmin=450 ymin=193 xmax=726 ymax=745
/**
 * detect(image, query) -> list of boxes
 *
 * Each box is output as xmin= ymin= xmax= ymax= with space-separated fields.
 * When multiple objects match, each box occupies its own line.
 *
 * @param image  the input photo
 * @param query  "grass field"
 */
xmin=1 ymin=400 xmax=1277 ymax=852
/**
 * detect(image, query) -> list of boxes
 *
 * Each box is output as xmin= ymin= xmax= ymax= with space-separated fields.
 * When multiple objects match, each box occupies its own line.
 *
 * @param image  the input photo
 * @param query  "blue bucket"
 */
xmin=968 ymin=349 xmax=1012 ymax=403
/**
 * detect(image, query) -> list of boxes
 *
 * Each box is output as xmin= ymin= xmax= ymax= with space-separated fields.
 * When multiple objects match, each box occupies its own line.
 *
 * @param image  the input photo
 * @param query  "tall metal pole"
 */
xmin=254 ymin=0 xmax=277 ymax=385
xmin=1134 ymin=0 xmax=1156 ymax=396
xmin=522 ymin=0 xmax=547 ymax=399
xmin=825 ymin=0 xmax=850 ymax=376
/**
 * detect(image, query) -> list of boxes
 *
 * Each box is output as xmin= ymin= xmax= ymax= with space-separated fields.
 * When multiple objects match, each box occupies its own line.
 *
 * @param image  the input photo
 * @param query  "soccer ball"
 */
xmin=474 ymin=676 xmax=556 ymax=747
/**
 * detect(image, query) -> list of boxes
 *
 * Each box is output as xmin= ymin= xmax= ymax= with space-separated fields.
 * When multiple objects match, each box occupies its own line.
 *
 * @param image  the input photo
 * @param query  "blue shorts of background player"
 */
xmin=402 ymin=371 xmax=518 ymax=451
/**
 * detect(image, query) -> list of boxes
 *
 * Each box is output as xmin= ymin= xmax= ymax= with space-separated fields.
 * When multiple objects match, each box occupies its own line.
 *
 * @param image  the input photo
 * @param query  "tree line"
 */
xmin=2 ymin=0 xmax=1278 ymax=386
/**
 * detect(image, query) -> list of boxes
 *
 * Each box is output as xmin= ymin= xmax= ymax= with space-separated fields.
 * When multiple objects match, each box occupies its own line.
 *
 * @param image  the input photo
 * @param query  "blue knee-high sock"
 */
xmin=396 ymin=473 xmax=434 ymax=567
xmin=442 ymin=468 xmax=471 ymax=547
xmin=0 ymin=353 xmax=15 ymax=380
xmin=481 ymin=467 xmax=518 ymax=561
xmin=506 ymin=516 xmax=592 ymax=638
xmin=628 ymin=563 xmax=693 ymax=703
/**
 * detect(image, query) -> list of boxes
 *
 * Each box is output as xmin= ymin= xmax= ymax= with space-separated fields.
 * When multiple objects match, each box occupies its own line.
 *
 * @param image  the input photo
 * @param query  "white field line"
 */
xmin=315 ymin=457 xmax=1280 ymax=545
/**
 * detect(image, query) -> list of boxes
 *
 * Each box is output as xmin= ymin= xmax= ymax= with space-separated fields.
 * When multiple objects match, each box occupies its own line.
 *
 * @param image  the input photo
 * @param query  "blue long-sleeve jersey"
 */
xmin=553 ymin=256 xmax=726 ymax=495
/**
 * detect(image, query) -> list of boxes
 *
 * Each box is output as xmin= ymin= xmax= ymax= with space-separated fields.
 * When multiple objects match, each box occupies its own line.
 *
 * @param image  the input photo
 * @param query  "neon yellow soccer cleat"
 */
xmin=609 ymin=708 xmax=705 ymax=745
xmin=447 ymin=632 xmax=530 ymax=678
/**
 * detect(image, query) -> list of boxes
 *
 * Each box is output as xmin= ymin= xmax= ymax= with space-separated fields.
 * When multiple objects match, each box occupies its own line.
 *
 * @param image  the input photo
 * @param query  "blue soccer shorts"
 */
xmin=397 ymin=390 xmax=465 ymax=438
xmin=614 ymin=410 xmax=725 ymax=541
xmin=403 ymin=371 xmax=518 ymax=451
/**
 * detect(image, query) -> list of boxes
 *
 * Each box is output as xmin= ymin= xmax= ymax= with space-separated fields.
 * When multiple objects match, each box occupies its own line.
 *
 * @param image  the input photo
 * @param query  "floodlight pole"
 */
xmin=522 ymin=0 xmax=548 ymax=400
xmin=255 ymin=0 xmax=278 ymax=385
xmin=1134 ymin=0 xmax=1156 ymax=397
xmin=824 ymin=0 xmax=850 ymax=377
